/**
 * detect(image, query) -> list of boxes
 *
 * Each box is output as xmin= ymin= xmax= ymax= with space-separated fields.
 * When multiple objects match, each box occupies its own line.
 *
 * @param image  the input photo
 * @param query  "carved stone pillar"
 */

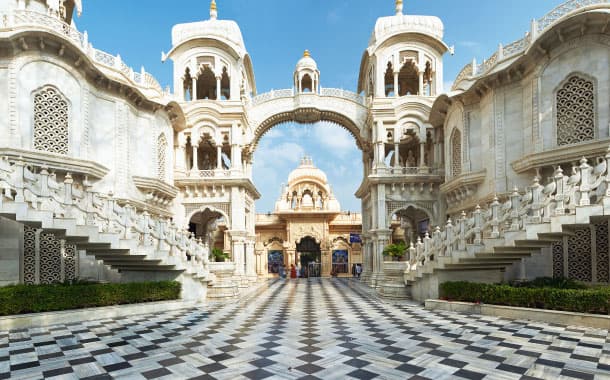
xmin=418 ymin=70 xmax=424 ymax=96
xmin=192 ymin=77 xmax=197 ymax=100
xmin=216 ymin=76 xmax=221 ymax=100
xmin=394 ymin=143 xmax=400 ymax=168
xmin=245 ymin=239 xmax=257 ymax=281
xmin=216 ymin=144 xmax=222 ymax=170
xmin=393 ymin=72 xmax=399 ymax=97
xmin=419 ymin=141 xmax=426 ymax=167
xmin=191 ymin=144 xmax=199 ymax=170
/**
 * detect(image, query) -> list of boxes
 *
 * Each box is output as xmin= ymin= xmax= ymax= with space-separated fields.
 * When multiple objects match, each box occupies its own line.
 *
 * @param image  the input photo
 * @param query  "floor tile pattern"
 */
xmin=1 ymin=279 xmax=610 ymax=379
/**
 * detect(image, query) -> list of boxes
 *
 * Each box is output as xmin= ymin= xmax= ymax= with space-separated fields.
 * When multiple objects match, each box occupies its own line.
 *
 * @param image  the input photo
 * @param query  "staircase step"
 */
xmin=92 ymin=254 xmax=148 ymax=261
xmin=513 ymin=239 xmax=556 ymax=247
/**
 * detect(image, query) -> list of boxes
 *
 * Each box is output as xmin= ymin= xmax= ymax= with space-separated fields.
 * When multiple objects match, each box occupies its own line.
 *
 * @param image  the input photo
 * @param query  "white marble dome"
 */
xmin=295 ymin=50 xmax=318 ymax=72
xmin=170 ymin=2 xmax=246 ymax=56
xmin=287 ymin=156 xmax=327 ymax=185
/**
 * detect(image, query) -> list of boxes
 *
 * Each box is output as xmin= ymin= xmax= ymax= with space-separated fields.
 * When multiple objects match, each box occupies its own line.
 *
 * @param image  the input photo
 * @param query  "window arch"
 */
xmin=33 ymin=86 xmax=69 ymax=155
xmin=384 ymin=62 xmax=394 ymax=96
xmin=398 ymin=60 xmax=419 ymax=96
xmin=556 ymin=75 xmax=595 ymax=146
xmin=157 ymin=133 xmax=168 ymax=180
xmin=450 ymin=128 xmax=461 ymax=177
xmin=220 ymin=66 xmax=230 ymax=100
xmin=197 ymin=66 xmax=217 ymax=100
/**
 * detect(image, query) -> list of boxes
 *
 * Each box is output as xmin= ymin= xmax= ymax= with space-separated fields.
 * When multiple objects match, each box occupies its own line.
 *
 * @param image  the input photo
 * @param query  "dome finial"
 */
xmin=395 ymin=0 xmax=403 ymax=15
xmin=210 ymin=0 xmax=218 ymax=20
xmin=303 ymin=49 xmax=310 ymax=58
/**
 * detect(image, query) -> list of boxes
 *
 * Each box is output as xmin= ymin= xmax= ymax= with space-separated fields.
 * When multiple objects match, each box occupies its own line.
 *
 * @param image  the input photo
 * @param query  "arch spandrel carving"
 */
xmin=246 ymin=91 xmax=369 ymax=153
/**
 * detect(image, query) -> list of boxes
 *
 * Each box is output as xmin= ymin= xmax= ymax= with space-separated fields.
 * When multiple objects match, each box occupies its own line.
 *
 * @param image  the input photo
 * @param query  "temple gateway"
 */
xmin=0 ymin=0 xmax=609 ymax=301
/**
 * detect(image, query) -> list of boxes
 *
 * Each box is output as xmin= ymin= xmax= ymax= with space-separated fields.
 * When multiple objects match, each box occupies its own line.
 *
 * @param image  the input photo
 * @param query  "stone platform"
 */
xmin=0 ymin=279 xmax=608 ymax=379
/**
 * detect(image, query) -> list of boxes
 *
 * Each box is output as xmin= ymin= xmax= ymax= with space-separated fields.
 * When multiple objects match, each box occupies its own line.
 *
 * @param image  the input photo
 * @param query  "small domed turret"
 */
xmin=294 ymin=50 xmax=320 ymax=94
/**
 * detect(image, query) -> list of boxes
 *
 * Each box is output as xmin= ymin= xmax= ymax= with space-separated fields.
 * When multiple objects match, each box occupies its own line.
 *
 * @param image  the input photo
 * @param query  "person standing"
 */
xmin=356 ymin=264 xmax=362 ymax=279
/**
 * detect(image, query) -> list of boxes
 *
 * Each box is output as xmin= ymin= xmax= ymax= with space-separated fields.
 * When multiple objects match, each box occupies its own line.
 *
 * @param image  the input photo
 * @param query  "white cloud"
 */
xmin=313 ymin=124 xmax=355 ymax=158
xmin=444 ymin=81 xmax=454 ymax=93
xmin=263 ymin=128 xmax=284 ymax=140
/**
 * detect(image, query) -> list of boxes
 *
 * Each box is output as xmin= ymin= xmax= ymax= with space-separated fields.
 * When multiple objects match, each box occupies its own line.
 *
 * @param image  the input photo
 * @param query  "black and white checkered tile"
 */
xmin=1 ymin=278 xmax=609 ymax=379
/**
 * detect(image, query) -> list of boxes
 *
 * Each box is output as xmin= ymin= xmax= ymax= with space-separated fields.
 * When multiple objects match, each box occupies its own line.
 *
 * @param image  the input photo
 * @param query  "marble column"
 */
xmin=216 ymin=145 xmax=222 ymax=170
xmin=393 ymin=72 xmax=399 ymax=97
xmin=216 ymin=76 xmax=221 ymax=100
xmin=191 ymin=144 xmax=199 ymax=170
xmin=232 ymin=239 xmax=245 ymax=276
xmin=419 ymin=141 xmax=426 ymax=167
xmin=418 ymin=71 xmax=424 ymax=96
xmin=245 ymin=240 xmax=257 ymax=281
xmin=191 ymin=77 xmax=197 ymax=100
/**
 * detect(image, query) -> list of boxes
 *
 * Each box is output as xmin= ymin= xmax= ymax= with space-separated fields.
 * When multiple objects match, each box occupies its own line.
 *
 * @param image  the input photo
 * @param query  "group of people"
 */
xmin=278 ymin=264 xmax=307 ymax=279
xmin=277 ymin=263 xmax=363 ymax=279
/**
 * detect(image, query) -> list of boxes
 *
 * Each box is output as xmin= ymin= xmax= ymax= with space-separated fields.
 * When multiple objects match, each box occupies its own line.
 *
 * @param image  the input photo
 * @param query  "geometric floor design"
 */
xmin=1 ymin=279 xmax=610 ymax=380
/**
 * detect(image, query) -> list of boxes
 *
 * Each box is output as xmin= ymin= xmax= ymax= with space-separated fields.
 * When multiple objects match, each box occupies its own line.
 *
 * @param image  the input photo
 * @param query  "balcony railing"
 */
xmin=2 ymin=9 xmax=168 ymax=97
xmin=452 ymin=0 xmax=608 ymax=90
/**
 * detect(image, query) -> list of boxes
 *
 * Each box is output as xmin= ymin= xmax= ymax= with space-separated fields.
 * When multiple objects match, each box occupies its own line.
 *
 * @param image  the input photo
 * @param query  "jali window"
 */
xmin=556 ymin=75 xmax=595 ymax=146
xmin=33 ymin=86 xmax=69 ymax=155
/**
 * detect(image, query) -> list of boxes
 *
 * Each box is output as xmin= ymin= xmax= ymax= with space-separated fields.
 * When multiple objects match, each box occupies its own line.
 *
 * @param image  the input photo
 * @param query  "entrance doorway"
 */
xmin=296 ymin=236 xmax=321 ymax=278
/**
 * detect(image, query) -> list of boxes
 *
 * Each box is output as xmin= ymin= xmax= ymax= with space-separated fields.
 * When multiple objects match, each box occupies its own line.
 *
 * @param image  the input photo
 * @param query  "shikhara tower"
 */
xmin=0 ymin=0 xmax=609 ymax=301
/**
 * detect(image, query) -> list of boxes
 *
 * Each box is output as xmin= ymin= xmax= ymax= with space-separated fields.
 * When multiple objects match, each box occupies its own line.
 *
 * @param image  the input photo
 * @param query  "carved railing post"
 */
xmin=473 ymin=205 xmax=482 ymax=245
xmin=13 ymin=158 xmax=25 ymax=203
xmin=530 ymin=176 xmax=543 ymax=224
xmin=509 ymin=186 xmax=521 ymax=230
xmin=553 ymin=166 xmax=565 ymax=215
xmin=142 ymin=210 xmax=151 ymax=247
xmin=63 ymin=173 xmax=73 ymax=217
xmin=604 ymin=148 xmax=610 ymax=208
xmin=445 ymin=219 xmax=453 ymax=257
xmin=82 ymin=177 xmax=95 ymax=225
xmin=422 ymin=232 xmax=430 ymax=264
xmin=458 ymin=211 xmax=466 ymax=251
xmin=433 ymin=226 xmax=441 ymax=258
xmin=408 ymin=241 xmax=416 ymax=265
xmin=578 ymin=157 xmax=591 ymax=206
xmin=123 ymin=202 xmax=133 ymax=239
xmin=490 ymin=196 xmax=500 ymax=238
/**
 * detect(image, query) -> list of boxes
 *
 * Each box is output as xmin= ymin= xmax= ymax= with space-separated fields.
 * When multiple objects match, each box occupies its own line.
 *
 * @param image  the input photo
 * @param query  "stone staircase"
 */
xmin=401 ymin=152 xmax=610 ymax=301
xmin=0 ymin=156 xmax=213 ymax=300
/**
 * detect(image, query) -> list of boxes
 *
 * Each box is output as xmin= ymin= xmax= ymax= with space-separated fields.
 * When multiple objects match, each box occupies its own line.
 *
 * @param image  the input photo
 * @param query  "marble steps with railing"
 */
xmin=0 ymin=200 xmax=190 ymax=273
xmin=406 ymin=203 xmax=608 ymax=286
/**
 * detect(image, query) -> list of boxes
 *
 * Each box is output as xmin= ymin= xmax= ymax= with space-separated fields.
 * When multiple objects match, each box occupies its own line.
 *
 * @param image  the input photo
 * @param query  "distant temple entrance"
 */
xmin=297 ymin=236 xmax=321 ymax=277
xmin=254 ymin=157 xmax=362 ymax=278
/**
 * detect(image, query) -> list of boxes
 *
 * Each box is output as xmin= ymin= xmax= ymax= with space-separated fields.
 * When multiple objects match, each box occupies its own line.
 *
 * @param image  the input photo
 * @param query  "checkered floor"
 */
xmin=1 ymin=279 xmax=610 ymax=379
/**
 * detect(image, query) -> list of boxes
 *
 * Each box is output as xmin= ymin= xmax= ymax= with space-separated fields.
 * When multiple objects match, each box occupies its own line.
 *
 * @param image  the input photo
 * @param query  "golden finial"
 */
xmin=303 ymin=50 xmax=310 ymax=57
xmin=210 ymin=0 xmax=218 ymax=20
xmin=396 ymin=0 xmax=404 ymax=15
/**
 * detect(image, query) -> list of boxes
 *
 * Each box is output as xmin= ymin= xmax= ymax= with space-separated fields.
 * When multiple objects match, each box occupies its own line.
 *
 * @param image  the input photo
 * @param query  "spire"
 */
xmin=395 ymin=0 xmax=403 ymax=15
xmin=303 ymin=49 xmax=310 ymax=58
xmin=210 ymin=0 xmax=218 ymax=20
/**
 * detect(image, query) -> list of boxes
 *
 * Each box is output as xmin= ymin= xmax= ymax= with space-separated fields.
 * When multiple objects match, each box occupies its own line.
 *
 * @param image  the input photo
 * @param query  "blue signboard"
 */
xmin=349 ymin=233 xmax=361 ymax=243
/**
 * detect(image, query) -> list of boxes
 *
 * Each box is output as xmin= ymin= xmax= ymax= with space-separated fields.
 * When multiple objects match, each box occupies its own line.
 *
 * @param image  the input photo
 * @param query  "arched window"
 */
xmin=183 ymin=67 xmax=193 ymax=101
xmin=33 ymin=86 xmax=69 ymax=155
xmin=556 ymin=75 xmax=595 ymax=146
xmin=398 ymin=61 xmax=419 ymax=96
xmin=384 ymin=62 xmax=394 ymax=96
xmin=301 ymin=74 xmax=313 ymax=92
xmin=423 ymin=61 xmax=433 ymax=96
xmin=157 ymin=134 xmax=168 ymax=180
xmin=451 ymin=128 xmax=461 ymax=177
xmin=197 ymin=66 xmax=217 ymax=100
xmin=220 ymin=66 xmax=230 ymax=100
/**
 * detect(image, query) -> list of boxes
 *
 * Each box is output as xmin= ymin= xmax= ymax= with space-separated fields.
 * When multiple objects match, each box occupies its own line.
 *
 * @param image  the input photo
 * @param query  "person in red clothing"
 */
xmin=290 ymin=264 xmax=297 ymax=278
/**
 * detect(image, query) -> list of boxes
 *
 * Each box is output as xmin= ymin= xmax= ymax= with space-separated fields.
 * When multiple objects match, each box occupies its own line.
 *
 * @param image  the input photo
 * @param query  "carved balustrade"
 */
xmin=404 ymin=146 xmax=610 ymax=273
xmin=1 ymin=9 xmax=166 ymax=96
xmin=452 ymin=0 xmax=608 ymax=91
xmin=0 ymin=156 xmax=210 ymax=276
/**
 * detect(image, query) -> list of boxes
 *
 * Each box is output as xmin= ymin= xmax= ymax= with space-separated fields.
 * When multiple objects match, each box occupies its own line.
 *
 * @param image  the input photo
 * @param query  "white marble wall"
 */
xmin=0 ymin=218 xmax=23 ymax=286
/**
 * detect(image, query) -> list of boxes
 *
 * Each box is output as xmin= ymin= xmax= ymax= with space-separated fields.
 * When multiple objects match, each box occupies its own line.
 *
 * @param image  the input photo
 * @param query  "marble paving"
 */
xmin=1 ymin=278 xmax=610 ymax=379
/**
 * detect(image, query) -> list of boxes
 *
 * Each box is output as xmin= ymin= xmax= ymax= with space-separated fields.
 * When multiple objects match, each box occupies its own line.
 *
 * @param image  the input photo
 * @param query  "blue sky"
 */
xmin=77 ymin=0 xmax=565 ymax=213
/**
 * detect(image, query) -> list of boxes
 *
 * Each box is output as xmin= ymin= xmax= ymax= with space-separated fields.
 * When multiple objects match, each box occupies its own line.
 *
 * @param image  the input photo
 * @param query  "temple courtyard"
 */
xmin=0 ymin=279 xmax=608 ymax=380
